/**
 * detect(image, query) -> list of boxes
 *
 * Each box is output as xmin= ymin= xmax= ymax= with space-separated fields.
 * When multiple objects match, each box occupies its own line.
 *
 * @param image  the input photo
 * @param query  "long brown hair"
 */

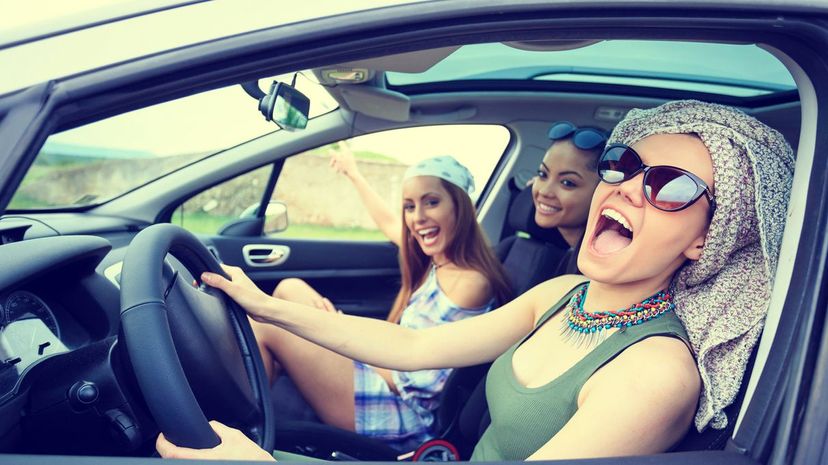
xmin=387 ymin=179 xmax=513 ymax=323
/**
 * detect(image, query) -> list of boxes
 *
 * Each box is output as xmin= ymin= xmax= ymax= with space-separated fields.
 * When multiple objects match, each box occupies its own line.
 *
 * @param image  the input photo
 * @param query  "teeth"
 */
xmin=537 ymin=202 xmax=561 ymax=214
xmin=418 ymin=227 xmax=438 ymax=236
xmin=602 ymin=208 xmax=632 ymax=232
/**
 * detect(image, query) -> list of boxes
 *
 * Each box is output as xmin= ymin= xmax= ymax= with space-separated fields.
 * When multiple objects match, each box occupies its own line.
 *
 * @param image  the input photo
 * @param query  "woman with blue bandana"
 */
xmin=246 ymin=143 xmax=512 ymax=450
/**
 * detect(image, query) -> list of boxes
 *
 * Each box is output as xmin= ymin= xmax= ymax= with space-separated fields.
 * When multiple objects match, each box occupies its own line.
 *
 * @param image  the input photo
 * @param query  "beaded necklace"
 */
xmin=559 ymin=283 xmax=675 ymax=348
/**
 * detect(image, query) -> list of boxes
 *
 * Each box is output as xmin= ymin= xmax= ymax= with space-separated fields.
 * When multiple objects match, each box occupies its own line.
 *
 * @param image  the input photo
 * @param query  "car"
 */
xmin=1 ymin=1 xmax=827 ymax=464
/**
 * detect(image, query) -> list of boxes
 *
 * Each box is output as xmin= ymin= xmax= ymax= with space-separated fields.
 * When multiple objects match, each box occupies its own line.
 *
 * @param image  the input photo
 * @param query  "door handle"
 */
xmin=242 ymin=244 xmax=290 ymax=267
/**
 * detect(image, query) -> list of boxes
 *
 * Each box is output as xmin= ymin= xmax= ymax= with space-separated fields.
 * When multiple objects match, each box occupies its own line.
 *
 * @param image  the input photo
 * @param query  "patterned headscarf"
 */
xmin=609 ymin=100 xmax=794 ymax=431
xmin=403 ymin=156 xmax=475 ymax=195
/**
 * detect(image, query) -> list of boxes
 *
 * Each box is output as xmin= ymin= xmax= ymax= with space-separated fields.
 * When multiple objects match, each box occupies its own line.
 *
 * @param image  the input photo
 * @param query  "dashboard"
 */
xmin=0 ymin=234 xmax=130 ymax=454
xmin=0 ymin=290 xmax=69 ymax=402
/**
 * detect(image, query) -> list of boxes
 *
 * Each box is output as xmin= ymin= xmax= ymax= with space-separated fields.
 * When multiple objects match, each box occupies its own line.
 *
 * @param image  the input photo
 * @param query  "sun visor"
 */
xmin=335 ymin=46 xmax=461 ymax=73
xmin=339 ymin=85 xmax=411 ymax=122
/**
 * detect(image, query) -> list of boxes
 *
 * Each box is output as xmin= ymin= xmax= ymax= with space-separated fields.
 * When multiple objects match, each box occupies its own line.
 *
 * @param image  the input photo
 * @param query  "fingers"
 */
xmin=202 ymin=264 xmax=244 ymax=289
xmin=208 ymin=420 xmax=239 ymax=438
xmin=201 ymin=271 xmax=229 ymax=289
xmin=321 ymin=297 xmax=338 ymax=313
xmin=156 ymin=432 xmax=210 ymax=460
xmin=311 ymin=297 xmax=338 ymax=313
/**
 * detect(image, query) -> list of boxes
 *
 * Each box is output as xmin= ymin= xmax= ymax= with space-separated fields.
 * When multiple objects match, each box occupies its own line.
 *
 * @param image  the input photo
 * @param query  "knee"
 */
xmin=273 ymin=278 xmax=308 ymax=299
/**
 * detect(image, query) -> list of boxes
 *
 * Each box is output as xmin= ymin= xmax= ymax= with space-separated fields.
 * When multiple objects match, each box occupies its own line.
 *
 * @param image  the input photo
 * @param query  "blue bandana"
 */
xmin=403 ymin=156 xmax=475 ymax=195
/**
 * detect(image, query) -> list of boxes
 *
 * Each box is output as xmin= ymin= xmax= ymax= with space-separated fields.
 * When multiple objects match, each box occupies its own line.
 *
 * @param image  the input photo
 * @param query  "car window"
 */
xmin=6 ymin=71 xmax=336 ymax=210
xmin=171 ymin=165 xmax=273 ymax=235
xmin=271 ymin=125 xmax=510 ymax=241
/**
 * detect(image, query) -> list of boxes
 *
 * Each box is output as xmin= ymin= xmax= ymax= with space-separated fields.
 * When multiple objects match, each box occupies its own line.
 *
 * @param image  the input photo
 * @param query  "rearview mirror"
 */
xmin=259 ymin=82 xmax=310 ymax=130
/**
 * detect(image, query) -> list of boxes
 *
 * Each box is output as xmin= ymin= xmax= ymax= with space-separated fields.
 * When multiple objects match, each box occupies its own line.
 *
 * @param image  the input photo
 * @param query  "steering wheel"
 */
xmin=119 ymin=223 xmax=274 ymax=451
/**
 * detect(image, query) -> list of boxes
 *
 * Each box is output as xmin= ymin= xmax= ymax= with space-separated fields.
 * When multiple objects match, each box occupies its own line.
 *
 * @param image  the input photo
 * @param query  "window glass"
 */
xmin=272 ymin=125 xmax=510 ymax=241
xmin=172 ymin=165 xmax=272 ymax=234
xmin=8 ymin=71 xmax=336 ymax=210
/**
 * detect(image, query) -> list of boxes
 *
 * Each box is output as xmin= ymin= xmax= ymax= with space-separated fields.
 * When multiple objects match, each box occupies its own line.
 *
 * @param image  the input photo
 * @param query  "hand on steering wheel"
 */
xmin=201 ymin=265 xmax=276 ymax=323
xmin=156 ymin=420 xmax=276 ymax=462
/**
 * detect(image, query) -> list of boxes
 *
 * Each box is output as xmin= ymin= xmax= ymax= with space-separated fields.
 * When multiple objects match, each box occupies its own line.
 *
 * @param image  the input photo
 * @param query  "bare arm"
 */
xmin=330 ymin=142 xmax=402 ymax=246
xmin=202 ymin=267 xmax=581 ymax=371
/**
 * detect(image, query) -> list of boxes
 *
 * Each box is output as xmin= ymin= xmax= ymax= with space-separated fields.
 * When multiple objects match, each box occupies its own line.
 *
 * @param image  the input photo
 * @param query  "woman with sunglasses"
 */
xmin=157 ymin=100 xmax=793 ymax=461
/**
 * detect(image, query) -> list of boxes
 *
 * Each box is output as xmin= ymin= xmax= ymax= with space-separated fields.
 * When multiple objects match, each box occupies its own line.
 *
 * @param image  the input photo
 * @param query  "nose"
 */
xmin=614 ymin=173 xmax=645 ymax=207
xmin=536 ymin=178 xmax=557 ymax=198
xmin=413 ymin=205 xmax=427 ymax=223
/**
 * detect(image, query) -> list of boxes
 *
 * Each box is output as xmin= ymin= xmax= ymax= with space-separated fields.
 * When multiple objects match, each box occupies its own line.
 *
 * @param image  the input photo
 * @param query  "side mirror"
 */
xmin=263 ymin=201 xmax=288 ymax=234
xmin=238 ymin=201 xmax=289 ymax=235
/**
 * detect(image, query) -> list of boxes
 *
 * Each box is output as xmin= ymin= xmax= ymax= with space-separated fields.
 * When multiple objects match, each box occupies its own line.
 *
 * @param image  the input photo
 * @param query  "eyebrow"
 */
xmin=540 ymin=162 xmax=585 ymax=179
xmin=403 ymin=192 xmax=442 ymax=202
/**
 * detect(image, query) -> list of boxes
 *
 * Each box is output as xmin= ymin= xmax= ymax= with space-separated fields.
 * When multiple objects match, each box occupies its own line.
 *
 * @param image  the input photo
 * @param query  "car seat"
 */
xmin=495 ymin=180 xmax=573 ymax=295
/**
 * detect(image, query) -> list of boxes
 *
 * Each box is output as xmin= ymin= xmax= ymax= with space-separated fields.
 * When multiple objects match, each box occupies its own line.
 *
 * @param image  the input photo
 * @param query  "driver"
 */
xmin=157 ymin=100 xmax=794 ymax=461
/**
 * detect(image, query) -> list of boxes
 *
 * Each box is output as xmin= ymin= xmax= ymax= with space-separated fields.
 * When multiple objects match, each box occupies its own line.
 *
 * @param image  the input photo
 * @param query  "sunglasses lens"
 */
xmin=598 ymin=146 xmax=640 ymax=183
xmin=548 ymin=121 xmax=576 ymax=140
xmin=645 ymin=167 xmax=701 ymax=211
xmin=572 ymin=129 xmax=607 ymax=151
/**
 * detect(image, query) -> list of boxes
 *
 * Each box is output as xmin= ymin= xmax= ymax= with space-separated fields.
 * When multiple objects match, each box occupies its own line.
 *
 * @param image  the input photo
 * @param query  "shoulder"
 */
xmin=526 ymin=274 xmax=589 ymax=322
xmin=437 ymin=267 xmax=492 ymax=309
xmin=584 ymin=336 xmax=700 ymax=422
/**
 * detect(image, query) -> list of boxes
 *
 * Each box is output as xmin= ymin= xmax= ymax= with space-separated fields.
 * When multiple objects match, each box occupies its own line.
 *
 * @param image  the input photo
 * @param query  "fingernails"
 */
xmin=201 ymin=272 xmax=214 ymax=283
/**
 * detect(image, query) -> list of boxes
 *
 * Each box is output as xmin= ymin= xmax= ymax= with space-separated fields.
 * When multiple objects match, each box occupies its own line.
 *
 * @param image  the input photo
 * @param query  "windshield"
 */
xmin=7 ymin=72 xmax=337 ymax=210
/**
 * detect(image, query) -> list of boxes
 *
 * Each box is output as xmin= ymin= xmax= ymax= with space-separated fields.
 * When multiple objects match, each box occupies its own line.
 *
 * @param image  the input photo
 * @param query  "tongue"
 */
xmin=594 ymin=229 xmax=632 ymax=254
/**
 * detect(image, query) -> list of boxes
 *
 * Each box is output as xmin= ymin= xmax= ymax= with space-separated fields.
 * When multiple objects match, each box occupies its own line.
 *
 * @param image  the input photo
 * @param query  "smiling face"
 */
xmin=402 ymin=176 xmax=458 ymax=262
xmin=578 ymin=133 xmax=714 ymax=289
xmin=532 ymin=139 xmax=601 ymax=246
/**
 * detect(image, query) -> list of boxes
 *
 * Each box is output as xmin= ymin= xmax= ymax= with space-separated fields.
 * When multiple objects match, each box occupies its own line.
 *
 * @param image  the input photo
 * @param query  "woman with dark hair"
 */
xmin=533 ymin=123 xmax=607 ymax=245
xmin=249 ymin=146 xmax=511 ymax=450
xmin=158 ymin=100 xmax=794 ymax=461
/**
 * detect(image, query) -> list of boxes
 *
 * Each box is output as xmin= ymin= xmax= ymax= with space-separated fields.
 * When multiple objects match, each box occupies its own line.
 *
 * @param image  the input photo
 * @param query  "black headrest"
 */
xmin=507 ymin=186 xmax=569 ymax=248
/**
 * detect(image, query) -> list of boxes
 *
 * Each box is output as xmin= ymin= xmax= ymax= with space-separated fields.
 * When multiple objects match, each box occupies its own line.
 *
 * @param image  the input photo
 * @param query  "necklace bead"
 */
xmin=560 ymin=283 xmax=675 ymax=348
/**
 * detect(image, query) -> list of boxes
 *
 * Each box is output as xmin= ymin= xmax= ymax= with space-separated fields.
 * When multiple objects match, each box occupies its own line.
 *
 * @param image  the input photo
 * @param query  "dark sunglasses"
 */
xmin=597 ymin=143 xmax=716 ymax=214
xmin=548 ymin=121 xmax=609 ymax=151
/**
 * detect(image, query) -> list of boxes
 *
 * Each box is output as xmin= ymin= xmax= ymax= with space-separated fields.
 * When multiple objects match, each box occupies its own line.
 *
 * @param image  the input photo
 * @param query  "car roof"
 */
xmin=0 ymin=0 xmax=424 ymax=96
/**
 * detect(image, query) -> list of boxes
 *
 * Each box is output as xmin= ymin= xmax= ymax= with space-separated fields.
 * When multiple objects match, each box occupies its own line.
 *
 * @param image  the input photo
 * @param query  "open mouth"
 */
xmin=592 ymin=208 xmax=633 ymax=254
xmin=417 ymin=227 xmax=441 ymax=246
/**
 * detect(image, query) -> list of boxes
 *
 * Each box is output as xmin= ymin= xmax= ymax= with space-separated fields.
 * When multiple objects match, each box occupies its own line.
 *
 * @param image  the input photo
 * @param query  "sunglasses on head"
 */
xmin=597 ymin=143 xmax=716 ymax=214
xmin=548 ymin=121 xmax=609 ymax=151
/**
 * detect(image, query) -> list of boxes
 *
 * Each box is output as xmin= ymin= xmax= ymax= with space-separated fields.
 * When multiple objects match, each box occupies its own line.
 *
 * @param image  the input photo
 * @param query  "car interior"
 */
xmin=0 ymin=5 xmax=824 ymax=465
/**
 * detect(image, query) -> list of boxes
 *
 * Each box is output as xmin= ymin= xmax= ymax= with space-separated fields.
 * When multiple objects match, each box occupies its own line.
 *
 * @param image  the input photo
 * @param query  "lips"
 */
xmin=535 ymin=200 xmax=562 ymax=215
xmin=591 ymin=208 xmax=634 ymax=255
xmin=416 ymin=227 xmax=440 ymax=247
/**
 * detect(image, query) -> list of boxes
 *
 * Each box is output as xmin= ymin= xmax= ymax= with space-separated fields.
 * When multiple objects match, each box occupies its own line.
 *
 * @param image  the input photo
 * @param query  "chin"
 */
xmin=534 ymin=213 xmax=559 ymax=229
xmin=578 ymin=243 xmax=634 ymax=282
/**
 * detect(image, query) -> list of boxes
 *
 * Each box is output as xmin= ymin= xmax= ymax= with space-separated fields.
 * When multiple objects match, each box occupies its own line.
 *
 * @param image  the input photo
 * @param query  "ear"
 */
xmin=683 ymin=230 xmax=707 ymax=261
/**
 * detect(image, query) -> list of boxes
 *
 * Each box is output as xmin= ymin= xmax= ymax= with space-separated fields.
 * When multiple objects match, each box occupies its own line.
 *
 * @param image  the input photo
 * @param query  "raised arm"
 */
xmin=202 ymin=266 xmax=580 ymax=371
xmin=330 ymin=141 xmax=402 ymax=246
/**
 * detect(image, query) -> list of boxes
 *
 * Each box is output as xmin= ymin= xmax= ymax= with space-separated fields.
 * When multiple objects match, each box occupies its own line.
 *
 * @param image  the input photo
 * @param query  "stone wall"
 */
xmin=20 ymin=151 xmax=408 ymax=230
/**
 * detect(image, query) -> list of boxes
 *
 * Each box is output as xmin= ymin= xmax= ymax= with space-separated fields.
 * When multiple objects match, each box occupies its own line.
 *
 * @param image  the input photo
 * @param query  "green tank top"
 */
xmin=470 ymin=283 xmax=689 ymax=461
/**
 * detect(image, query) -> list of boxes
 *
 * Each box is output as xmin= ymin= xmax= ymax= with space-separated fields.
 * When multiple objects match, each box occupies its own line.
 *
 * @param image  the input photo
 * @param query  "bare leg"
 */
xmin=251 ymin=317 xmax=356 ymax=430
xmin=250 ymin=278 xmax=356 ymax=430
xmin=252 ymin=279 xmax=329 ymax=381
